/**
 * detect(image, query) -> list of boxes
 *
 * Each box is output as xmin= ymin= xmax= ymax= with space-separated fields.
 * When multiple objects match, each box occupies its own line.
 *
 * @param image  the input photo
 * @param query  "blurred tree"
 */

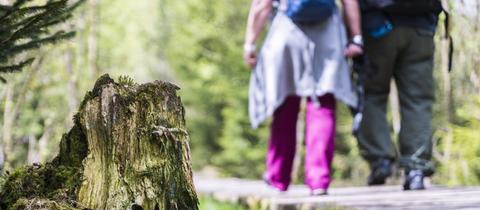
xmin=160 ymin=0 xmax=480 ymax=184
xmin=432 ymin=0 xmax=480 ymax=186
xmin=1 ymin=0 xmax=479 ymax=189
xmin=0 ymin=0 xmax=84 ymax=171
xmin=0 ymin=0 xmax=84 ymax=81
xmin=160 ymin=0 xmax=269 ymax=178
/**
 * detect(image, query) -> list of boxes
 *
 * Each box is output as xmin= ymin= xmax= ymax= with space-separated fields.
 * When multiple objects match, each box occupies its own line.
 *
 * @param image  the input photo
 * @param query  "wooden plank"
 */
xmin=194 ymin=176 xmax=480 ymax=210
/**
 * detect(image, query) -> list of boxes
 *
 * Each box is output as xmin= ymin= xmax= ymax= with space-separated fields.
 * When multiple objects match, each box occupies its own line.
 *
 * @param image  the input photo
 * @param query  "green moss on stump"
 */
xmin=9 ymin=198 xmax=81 ymax=210
xmin=0 ymin=164 xmax=84 ymax=209
xmin=0 ymin=123 xmax=86 ymax=210
xmin=0 ymin=74 xmax=198 ymax=210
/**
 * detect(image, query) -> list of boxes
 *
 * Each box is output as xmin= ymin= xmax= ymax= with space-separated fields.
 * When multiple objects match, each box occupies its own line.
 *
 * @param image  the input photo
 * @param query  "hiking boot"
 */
xmin=403 ymin=169 xmax=425 ymax=191
xmin=367 ymin=158 xmax=392 ymax=186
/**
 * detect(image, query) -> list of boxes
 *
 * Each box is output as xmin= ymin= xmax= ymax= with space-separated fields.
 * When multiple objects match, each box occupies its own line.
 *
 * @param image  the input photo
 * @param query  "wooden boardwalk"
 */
xmin=194 ymin=176 xmax=480 ymax=210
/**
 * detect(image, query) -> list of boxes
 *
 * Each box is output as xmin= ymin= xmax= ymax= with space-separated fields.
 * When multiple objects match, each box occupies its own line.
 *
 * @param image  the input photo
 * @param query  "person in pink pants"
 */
xmin=243 ymin=0 xmax=363 ymax=195
xmin=264 ymin=95 xmax=336 ymax=194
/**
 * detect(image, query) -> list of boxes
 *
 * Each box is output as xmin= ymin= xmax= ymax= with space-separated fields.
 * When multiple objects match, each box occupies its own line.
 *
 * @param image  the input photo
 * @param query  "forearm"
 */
xmin=342 ymin=0 xmax=362 ymax=37
xmin=245 ymin=0 xmax=272 ymax=45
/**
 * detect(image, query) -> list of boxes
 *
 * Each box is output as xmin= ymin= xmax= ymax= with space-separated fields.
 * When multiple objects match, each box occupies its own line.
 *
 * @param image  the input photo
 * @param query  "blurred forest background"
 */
xmin=0 ymin=0 xmax=479 ymax=190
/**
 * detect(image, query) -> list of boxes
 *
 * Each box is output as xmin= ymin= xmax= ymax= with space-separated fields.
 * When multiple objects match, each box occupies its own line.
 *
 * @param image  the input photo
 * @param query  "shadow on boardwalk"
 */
xmin=194 ymin=176 xmax=480 ymax=210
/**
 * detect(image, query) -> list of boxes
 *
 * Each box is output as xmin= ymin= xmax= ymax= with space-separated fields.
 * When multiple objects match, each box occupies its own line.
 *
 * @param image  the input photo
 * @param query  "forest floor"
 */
xmin=194 ymin=176 xmax=480 ymax=210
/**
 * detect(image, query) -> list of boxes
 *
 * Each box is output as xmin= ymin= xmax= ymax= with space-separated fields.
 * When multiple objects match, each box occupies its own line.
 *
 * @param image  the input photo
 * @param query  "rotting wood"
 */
xmin=0 ymin=74 xmax=198 ymax=210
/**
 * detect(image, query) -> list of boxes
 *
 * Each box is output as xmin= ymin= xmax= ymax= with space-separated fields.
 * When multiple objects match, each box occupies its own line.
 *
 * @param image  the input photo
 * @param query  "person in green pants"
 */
xmin=357 ymin=0 xmax=443 ymax=190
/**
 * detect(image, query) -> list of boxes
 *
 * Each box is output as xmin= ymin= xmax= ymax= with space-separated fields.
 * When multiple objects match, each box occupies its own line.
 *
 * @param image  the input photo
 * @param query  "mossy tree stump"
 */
xmin=0 ymin=75 xmax=198 ymax=210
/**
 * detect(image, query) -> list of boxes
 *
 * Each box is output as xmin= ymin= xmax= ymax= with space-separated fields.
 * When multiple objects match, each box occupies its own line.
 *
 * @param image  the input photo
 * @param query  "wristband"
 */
xmin=244 ymin=43 xmax=256 ymax=53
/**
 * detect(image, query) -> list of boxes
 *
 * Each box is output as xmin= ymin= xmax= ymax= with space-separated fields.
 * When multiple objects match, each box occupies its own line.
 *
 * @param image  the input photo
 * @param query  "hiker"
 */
xmin=243 ymin=0 xmax=363 ymax=195
xmin=357 ymin=0 xmax=444 ymax=190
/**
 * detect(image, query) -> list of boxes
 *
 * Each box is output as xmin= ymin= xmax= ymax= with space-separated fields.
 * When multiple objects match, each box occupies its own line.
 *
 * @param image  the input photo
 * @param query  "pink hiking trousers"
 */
xmin=264 ymin=94 xmax=336 ymax=191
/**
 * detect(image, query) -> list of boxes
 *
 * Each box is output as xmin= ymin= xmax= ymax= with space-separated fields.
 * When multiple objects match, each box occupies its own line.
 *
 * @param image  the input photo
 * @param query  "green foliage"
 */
xmin=159 ymin=0 xmax=366 ymax=181
xmin=430 ymin=2 xmax=480 ymax=185
xmin=435 ymin=97 xmax=480 ymax=185
xmin=0 ymin=0 xmax=85 ymax=81
xmin=332 ymin=104 xmax=369 ymax=185
xmin=159 ymin=0 xmax=480 ymax=186
xmin=213 ymin=101 xmax=269 ymax=178
xmin=0 ymin=0 xmax=169 ymax=173
xmin=2 ymin=0 xmax=480 ymax=191
xmin=93 ymin=0 xmax=168 ymax=82
xmin=199 ymin=197 xmax=248 ymax=210
xmin=118 ymin=75 xmax=137 ymax=87
xmin=161 ymin=0 xmax=269 ymax=178
xmin=0 ymin=175 xmax=5 ymax=191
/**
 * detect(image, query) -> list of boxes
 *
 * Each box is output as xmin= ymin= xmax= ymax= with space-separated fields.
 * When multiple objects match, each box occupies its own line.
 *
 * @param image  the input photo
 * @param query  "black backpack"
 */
xmin=361 ymin=0 xmax=453 ymax=72
xmin=364 ymin=0 xmax=443 ymax=15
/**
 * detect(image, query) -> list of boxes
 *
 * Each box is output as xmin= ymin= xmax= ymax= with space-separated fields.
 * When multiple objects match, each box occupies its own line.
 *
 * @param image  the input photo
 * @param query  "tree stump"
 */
xmin=0 ymin=74 xmax=198 ymax=210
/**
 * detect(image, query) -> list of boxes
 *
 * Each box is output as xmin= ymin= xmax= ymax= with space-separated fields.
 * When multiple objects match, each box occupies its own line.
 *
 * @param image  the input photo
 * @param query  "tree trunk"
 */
xmin=2 ymin=82 xmax=14 ymax=171
xmin=27 ymin=134 xmax=40 ymax=165
xmin=1 ymin=57 xmax=44 ymax=170
xmin=28 ymin=125 xmax=53 ymax=164
xmin=65 ymin=45 xmax=80 ymax=128
xmin=0 ymin=84 xmax=6 ymax=172
xmin=38 ymin=125 xmax=53 ymax=163
xmin=0 ymin=74 xmax=199 ymax=210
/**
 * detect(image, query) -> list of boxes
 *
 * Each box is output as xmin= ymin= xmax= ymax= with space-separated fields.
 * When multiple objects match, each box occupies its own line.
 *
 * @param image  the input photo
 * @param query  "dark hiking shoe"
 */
xmin=403 ymin=169 xmax=425 ymax=190
xmin=367 ymin=158 xmax=392 ymax=186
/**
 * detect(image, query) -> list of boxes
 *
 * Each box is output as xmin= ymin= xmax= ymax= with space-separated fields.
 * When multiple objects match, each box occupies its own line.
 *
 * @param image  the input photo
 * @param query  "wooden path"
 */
xmin=194 ymin=176 xmax=480 ymax=210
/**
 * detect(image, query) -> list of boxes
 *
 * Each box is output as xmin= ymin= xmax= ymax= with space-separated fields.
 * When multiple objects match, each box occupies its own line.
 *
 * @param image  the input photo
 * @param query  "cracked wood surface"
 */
xmin=194 ymin=176 xmax=480 ymax=210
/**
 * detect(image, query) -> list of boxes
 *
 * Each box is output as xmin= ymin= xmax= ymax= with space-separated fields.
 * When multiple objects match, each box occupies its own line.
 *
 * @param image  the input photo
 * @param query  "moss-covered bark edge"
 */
xmin=0 ymin=74 xmax=199 ymax=210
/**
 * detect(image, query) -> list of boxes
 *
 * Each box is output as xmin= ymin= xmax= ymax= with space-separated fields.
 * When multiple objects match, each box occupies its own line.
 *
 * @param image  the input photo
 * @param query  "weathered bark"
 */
xmin=0 ymin=74 xmax=198 ymax=210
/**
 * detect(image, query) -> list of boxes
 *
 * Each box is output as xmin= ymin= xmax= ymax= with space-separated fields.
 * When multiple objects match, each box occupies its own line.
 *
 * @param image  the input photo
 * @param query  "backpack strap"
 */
xmin=442 ymin=8 xmax=454 ymax=72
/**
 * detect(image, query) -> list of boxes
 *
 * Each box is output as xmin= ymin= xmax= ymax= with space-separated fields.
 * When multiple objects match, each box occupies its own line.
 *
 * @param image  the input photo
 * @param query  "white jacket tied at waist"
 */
xmin=249 ymin=11 xmax=358 ymax=128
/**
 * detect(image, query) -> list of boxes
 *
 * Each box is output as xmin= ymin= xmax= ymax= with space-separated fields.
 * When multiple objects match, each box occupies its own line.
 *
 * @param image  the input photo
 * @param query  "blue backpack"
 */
xmin=285 ymin=0 xmax=336 ymax=23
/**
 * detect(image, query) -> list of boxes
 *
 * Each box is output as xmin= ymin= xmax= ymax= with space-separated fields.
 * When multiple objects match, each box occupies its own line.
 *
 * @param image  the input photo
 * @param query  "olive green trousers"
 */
xmin=358 ymin=27 xmax=435 ymax=173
